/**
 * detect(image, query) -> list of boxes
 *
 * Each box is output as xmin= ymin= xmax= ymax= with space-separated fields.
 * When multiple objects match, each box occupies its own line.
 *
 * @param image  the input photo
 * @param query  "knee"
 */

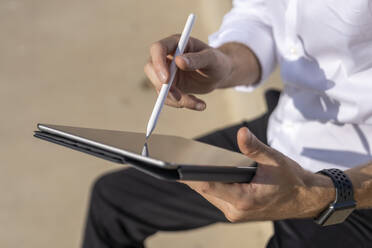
xmin=89 ymin=169 xmax=135 ymax=207
xmin=89 ymin=171 xmax=117 ymax=206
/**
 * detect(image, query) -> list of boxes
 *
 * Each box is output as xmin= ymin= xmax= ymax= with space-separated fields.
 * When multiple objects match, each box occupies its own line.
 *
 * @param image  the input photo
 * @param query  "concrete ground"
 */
xmin=1 ymin=0 xmax=282 ymax=247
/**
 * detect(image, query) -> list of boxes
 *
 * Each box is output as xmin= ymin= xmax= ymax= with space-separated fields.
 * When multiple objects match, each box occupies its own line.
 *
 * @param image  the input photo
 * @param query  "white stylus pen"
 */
xmin=145 ymin=13 xmax=196 ymax=139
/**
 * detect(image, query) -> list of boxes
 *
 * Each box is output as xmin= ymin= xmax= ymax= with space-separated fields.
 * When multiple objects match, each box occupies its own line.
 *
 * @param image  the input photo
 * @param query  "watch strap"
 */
xmin=317 ymin=168 xmax=354 ymax=203
xmin=314 ymin=168 xmax=356 ymax=226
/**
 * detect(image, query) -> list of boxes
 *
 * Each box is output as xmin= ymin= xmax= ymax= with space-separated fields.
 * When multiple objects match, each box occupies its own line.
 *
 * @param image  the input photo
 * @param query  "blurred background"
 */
xmin=1 ymin=0 xmax=283 ymax=247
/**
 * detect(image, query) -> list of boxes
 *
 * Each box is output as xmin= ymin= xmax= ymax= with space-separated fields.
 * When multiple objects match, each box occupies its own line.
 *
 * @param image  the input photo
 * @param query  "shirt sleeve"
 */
xmin=209 ymin=0 xmax=276 ymax=91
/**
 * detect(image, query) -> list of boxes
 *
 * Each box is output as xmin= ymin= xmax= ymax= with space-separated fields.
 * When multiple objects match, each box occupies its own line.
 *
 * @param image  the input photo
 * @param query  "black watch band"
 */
xmin=314 ymin=168 xmax=356 ymax=226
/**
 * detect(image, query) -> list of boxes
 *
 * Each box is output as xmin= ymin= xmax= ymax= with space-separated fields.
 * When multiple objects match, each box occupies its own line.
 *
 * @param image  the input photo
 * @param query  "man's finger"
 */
xmin=149 ymin=35 xmax=180 ymax=83
xmin=193 ymin=181 xmax=249 ymax=207
xmin=184 ymin=181 xmax=232 ymax=213
xmin=144 ymin=61 xmax=163 ymax=91
xmin=175 ymin=48 xmax=215 ymax=71
xmin=144 ymin=61 xmax=180 ymax=102
xmin=164 ymin=91 xmax=206 ymax=111
xmin=237 ymin=127 xmax=281 ymax=165
xmin=145 ymin=62 xmax=206 ymax=110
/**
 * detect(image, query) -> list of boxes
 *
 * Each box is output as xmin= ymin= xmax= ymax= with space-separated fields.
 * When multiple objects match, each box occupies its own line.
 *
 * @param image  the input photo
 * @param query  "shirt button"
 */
xmin=284 ymin=122 xmax=294 ymax=129
xmin=289 ymin=47 xmax=297 ymax=55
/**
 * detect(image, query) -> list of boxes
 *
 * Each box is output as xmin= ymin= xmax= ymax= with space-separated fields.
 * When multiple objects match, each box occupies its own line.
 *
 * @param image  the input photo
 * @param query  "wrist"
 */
xmin=213 ymin=47 xmax=234 ymax=89
xmin=345 ymin=164 xmax=372 ymax=209
xmin=344 ymin=169 xmax=363 ymax=209
xmin=216 ymin=42 xmax=261 ymax=88
xmin=296 ymin=172 xmax=336 ymax=218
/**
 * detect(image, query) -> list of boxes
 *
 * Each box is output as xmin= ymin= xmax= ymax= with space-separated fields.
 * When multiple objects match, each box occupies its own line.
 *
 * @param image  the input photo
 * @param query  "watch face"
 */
xmin=320 ymin=201 xmax=356 ymax=226
xmin=324 ymin=207 xmax=355 ymax=226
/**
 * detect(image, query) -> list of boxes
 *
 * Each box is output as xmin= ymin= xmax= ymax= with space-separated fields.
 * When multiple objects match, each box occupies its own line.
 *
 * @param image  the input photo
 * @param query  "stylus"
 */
xmin=145 ymin=13 xmax=196 ymax=139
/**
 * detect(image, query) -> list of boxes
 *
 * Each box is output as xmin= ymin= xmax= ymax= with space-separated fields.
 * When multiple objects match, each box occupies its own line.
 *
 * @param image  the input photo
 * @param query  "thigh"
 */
xmin=83 ymin=167 xmax=229 ymax=248
xmin=267 ymin=209 xmax=372 ymax=248
xmin=92 ymin=167 xmax=228 ymax=231
xmin=196 ymin=114 xmax=269 ymax=152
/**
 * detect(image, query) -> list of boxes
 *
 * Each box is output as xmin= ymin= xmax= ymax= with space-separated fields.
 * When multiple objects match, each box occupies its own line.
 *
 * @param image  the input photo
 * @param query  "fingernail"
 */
xmin=169 ymin=88 xmax=181 ymax=101
xmin=159 ymin=70 xmax=167 ymax=83
xmin=196 ymin=103 xmax=206 ymax=111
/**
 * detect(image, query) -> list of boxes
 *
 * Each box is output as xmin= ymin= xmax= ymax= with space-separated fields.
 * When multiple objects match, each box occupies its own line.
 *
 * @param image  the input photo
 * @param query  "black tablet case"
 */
xmin=34 ymin=130 xmax=256 ymax=183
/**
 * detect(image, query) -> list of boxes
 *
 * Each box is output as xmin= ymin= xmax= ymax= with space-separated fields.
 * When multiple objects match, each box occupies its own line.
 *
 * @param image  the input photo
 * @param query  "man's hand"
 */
xmin=183 ymin=127 xmax=336 ymax=222
xmin=144 ymin=35 xmax=261 ymax=111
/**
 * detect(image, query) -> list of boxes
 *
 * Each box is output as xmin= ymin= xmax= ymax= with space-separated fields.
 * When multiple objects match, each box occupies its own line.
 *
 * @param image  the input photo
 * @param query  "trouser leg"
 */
xmin=82 ymin=167 xmax=228 ymax=248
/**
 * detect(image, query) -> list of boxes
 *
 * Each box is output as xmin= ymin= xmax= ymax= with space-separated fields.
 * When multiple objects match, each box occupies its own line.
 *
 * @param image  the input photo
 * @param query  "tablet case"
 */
xmin=34 ymin=130 xmax=256 ymax=183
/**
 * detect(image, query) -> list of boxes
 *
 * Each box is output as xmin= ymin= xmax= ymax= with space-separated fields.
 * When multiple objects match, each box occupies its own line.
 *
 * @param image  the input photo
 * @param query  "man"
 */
xmin=83 ymin=0 xmax=372 ymax=247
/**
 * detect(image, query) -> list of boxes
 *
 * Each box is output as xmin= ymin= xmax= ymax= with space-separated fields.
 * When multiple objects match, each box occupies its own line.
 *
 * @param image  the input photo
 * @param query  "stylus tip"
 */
xmin=145 ymin=129 xmax=152 ymax=140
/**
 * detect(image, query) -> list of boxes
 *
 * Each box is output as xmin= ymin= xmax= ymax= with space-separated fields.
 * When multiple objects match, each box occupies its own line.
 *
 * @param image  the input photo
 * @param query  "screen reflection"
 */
xmin=141 ymin=142 xmax=149 ymax=157
xmin=42 ymin=124 xmax=254 ymax=167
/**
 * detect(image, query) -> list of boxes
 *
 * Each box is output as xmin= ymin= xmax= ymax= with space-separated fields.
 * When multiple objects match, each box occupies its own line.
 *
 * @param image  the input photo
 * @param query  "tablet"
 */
xmin=34 ymin=124 xmax=256 ymax=183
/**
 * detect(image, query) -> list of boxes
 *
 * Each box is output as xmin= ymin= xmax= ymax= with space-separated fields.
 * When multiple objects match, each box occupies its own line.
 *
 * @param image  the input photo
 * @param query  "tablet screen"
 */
xmin=38 ymin=124 xmax=253 ymax=167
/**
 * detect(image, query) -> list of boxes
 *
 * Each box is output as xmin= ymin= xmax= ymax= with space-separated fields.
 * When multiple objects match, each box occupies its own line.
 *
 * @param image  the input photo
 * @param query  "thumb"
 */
xmin=237 ymin=127 xmax=280 ymax=165
xmin=175 ymin=48 xmax=215 ymax=71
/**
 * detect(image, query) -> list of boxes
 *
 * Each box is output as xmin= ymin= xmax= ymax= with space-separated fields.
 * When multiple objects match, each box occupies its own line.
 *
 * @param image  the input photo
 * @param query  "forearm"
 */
xmin=216 ymin=42 xmax=261 ymax=89
xmin=346 ymin=161 xmax=372 ymax=209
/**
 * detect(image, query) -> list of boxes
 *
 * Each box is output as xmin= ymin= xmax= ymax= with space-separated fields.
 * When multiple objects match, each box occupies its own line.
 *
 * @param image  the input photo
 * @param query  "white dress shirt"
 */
xmin=209 ymin=0 xmax=372 ymax=172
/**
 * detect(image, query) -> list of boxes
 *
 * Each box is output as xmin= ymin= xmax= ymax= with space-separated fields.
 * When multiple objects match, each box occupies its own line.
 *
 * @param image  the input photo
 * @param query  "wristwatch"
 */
xmin=314 ymin=168 xmax=356 ymax=226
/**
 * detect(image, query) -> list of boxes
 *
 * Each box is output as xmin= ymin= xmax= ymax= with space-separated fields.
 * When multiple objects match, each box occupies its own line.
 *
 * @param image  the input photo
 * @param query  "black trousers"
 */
xmin=82 ymin=91 xmax=372 ymax=248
